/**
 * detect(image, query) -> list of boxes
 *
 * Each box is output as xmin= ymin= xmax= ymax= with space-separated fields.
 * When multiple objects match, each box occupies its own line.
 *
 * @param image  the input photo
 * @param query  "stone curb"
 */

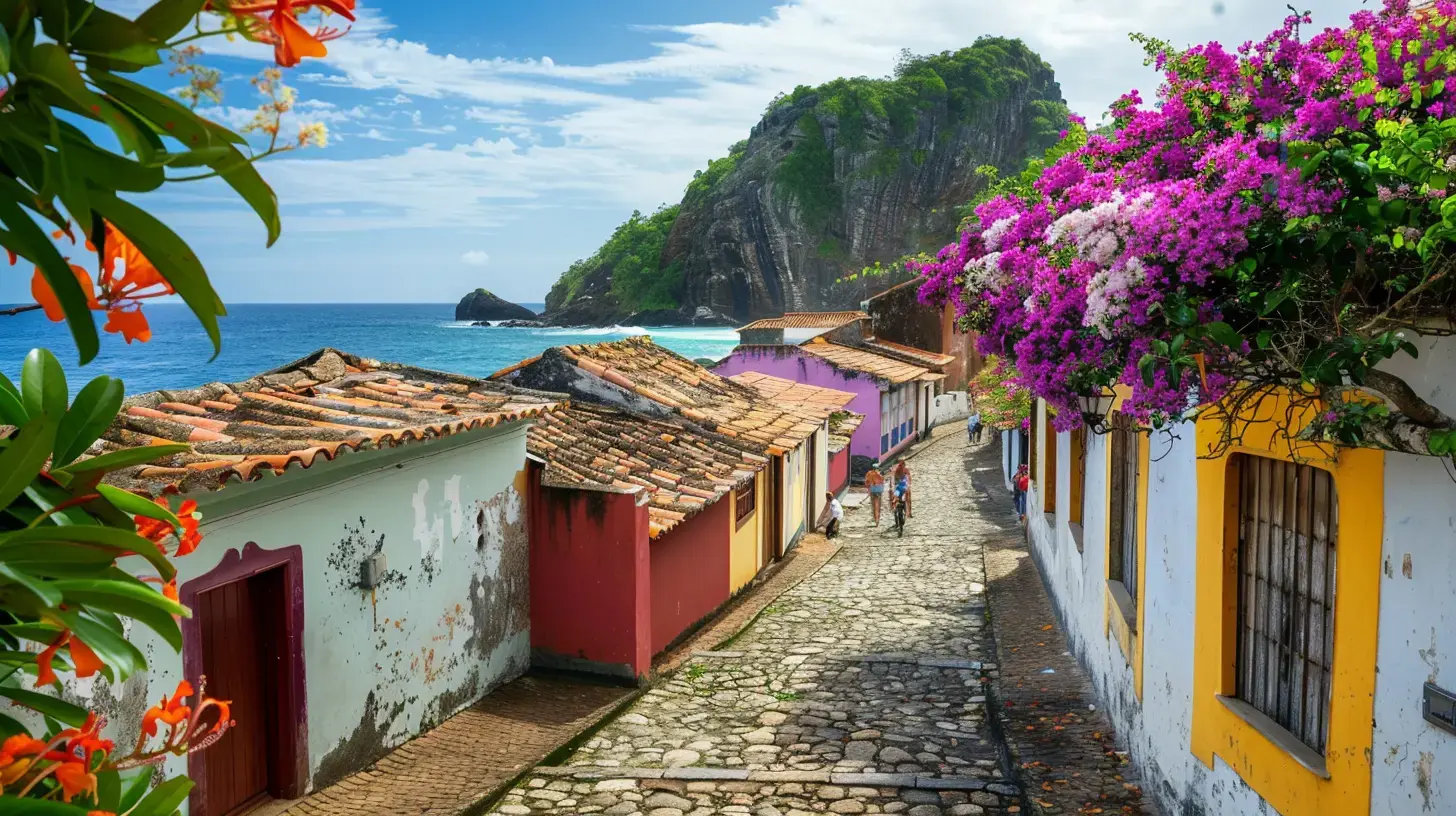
xmin=522 ymin=766 xmax=1022 ymax=796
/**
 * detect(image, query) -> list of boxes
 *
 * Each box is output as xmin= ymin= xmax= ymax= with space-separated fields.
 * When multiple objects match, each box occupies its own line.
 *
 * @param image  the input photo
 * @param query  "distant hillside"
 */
xmin=542 ymin=38 xmax=1068 ymax=326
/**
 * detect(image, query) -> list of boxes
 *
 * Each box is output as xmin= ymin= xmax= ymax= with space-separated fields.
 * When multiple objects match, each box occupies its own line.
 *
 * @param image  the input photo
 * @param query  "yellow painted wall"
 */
xmin=784 ymin=443 xmax=808 ymax=546
xmin=728 ymin=475 xmax=765 ymax=593
xmin=1190 ymin=391 xmax=1383 ymax=816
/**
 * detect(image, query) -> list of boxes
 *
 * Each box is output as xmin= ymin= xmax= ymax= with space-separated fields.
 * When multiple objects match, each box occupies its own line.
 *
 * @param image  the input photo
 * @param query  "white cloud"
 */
xmin=357 ymin=128 xmax=396 ymax=141
xmin=462 ymin=250 xmax=490 ymax=266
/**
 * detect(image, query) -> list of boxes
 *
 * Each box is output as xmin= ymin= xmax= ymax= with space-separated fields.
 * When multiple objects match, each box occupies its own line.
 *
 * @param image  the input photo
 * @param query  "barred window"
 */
xmin=735 ymin=477 xmax=756 ymax=526
xmin=1107 ymin=412 xmax=1140 ymax=605
xmin=1234 ymin=455 xmax=1338 ymax=755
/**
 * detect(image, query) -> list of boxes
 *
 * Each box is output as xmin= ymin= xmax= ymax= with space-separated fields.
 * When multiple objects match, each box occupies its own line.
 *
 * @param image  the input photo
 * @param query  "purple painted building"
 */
xmin=714 ymin=341 xmax=935 ymax=466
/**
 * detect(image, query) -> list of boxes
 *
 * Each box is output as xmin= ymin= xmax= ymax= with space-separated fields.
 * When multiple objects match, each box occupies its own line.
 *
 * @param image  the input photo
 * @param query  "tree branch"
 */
xmin=0 ymin=303 xmax=41 ymax=317
xmin=1362 ymin=367 xmax=1452 ymax=427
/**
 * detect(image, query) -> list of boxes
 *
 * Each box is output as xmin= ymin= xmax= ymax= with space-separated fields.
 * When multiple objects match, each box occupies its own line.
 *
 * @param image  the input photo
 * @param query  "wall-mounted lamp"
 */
xmin=360 ymin=552 xmax=387 ymax=590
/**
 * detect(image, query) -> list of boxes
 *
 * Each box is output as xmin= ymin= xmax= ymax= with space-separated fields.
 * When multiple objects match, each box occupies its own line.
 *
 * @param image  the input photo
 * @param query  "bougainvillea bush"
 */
xmin=915 ymin=0 xmax=1456 ymax=456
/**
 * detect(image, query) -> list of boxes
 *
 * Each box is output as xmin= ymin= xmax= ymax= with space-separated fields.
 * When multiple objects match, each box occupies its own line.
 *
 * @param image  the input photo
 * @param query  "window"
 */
xmin=1069 ymin=426 xmax=1087 ymax=549
xmin=1233 ymin=454 xmax=1338 ymax=755
xmin=735 ymin=477 xmax=757 ymax=527
xmin=1107 ymin=411 xmax=1140 ymax=607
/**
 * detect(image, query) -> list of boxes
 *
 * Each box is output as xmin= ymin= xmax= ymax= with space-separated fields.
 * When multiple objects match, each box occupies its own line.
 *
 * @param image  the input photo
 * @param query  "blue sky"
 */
xmin=3 ymin=0 xmax=1366 ymax=307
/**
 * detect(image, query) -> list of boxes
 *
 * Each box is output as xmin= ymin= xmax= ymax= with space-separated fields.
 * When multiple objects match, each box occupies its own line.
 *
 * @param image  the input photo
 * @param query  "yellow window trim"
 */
xmin=1190 ymin=392 xmax=1382 ymax=816
xmin=1103 ymin=390 xmax=1148 ymax=700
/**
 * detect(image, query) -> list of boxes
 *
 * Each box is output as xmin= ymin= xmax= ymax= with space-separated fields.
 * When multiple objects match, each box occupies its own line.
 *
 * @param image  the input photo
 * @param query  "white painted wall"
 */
xmin=929 ymin=390 xmax=973 ymax=428
xmin=1013 ymin=336 xmax=1456 ymax=815
xmin=66 ymin=424 xmax=533 ymax=805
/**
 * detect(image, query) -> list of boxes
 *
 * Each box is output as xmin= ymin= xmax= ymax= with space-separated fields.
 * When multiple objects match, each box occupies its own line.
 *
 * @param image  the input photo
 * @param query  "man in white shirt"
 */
xmin=822 ymin=491 xmax=843 ymax=539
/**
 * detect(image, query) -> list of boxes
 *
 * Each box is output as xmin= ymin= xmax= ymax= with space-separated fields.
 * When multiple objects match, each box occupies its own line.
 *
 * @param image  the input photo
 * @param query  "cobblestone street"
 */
xmin=490 ymin=432 xmax=1028 ymax=816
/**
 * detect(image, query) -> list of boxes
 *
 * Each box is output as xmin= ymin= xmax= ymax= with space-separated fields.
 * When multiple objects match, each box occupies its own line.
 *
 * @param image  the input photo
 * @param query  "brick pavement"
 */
xmin=962 ymin=438 xmax=1153 ymax=816
xmin=277 ymin=674 xmax=633 ymax=816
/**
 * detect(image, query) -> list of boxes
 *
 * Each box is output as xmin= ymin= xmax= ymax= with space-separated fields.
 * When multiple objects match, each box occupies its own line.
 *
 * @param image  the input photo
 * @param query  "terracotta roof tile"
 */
xmin=96 ymin=349 xmax=560 ymax=498
xmin=799 ymin=341 xmax=930 ymax=385
xmin=557 ymin=337 xmax=833 ymax=455
xmin=862 ymin=338 xmax=957 ymax=369
xmin=729 ymin=371 xmax=864 ymax=453
xmin=737 ymin=311 xmax=868 ymax=332
xmin=528 ymin=402 xmax=768 ymax=538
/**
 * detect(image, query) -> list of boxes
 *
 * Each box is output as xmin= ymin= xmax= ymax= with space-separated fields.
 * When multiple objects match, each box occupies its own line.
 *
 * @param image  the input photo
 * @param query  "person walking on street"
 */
xmin=864 ymin=466 xmax=885 ymax=526
xmin=1013 ymin=463 xmax=1029 ymax=521
xmin=968 ymin=410 xmax=982 ymax=444
xmin=893 ymin=461 xmax=913 ymax=519
xmin=817 ymin=491 xmax=843 ymax=539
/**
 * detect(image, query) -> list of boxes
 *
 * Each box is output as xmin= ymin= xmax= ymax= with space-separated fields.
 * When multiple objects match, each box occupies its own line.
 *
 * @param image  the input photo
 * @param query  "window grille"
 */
xmin=1234 ymin=454 xmax=1338 ymax=755
xmin=1107 ymin=412 xmax=1139 ymax=602
xmin=735 ymin=477 xmax=756 ymax=525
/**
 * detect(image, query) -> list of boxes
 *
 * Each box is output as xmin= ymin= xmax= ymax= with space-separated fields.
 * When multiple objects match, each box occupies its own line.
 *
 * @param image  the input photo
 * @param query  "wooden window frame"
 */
xmin=1069 ymin=426 xmax=1087 ymax=551
xmin=1102 ymin=408 xmax=1147 ymax=698
xmin=1043 ymin=412 xmax=1058 ymax=518
xmin=1190 ymin=395 xmax=1383 ymax=816
xmin=736 ymin=476 xmax=757 ymax=529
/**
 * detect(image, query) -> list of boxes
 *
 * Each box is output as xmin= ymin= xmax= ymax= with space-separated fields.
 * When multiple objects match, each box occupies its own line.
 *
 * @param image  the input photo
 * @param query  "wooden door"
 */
xmin=769 ymin=455 xmax=784 ymax=560
xmin=804 ymin=434 xmax=817 ymax=533
xmin=194 ymin=568 xmax=288 ymax=816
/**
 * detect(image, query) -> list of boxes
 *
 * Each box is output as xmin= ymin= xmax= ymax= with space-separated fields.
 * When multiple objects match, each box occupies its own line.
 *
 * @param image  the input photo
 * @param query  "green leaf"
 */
xmin=54 ymin=576 xmax=188 ymax=648
xmin=0 ymin=711 xmax=29 ymax=739
xmin=0 ymin=418 xmax=59 ymax=511
xmin=0 ymin=22 xmax=11 ymax=75
xmin=129 ymin=776 xmax=193 ymax=816
xmin=0 ymin=195 xmax=99 ymax=363
xmin=96 ymin=483 xmax=178 ymax=527
xmin=0 ymin=526 xmax=176 ymax=581
xmin=27 ymin=43 xmax=106 ymax=117
xmin=53 ymin=375 xmax=123 ymax=467
xmin=135 ymin=0 xmax=206 ymax=40
xmin=0 ymin=684 xmax=89 ymax=725
xmin=0 ymin=563 xmax=62 ymax=607
xmin=0 ymin=373 xmax=26 ymax=425
xmin=96 ymin=768 xmax=122 ymax=813
xmin=119 ymin=767 xmax=156 ymax=812
xmin=1167 ymin=303 xmax=1197 ymax=328
xmin=206 ymin=146 xmax=282 ymax=246
xmin=89 ymin=190 xmax=224 ymax=356
xmin=58 ymin=608 xmax=147 ymax=678
xmin=0 ymin=800 xmax=92 ymax=815
xmin=20 ymin=348 xmax=66 ymax=423
xmin=53 ymin=442 xmax=190 ymax=477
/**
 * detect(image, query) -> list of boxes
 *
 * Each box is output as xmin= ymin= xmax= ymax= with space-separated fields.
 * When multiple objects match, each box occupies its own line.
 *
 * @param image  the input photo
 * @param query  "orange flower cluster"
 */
xmin=0 ymin=713 xmax=114 ymax=803
xmin=134 ymin=497 xmax=202 ymax=558
xmin=27 ymin=223 xmax=171 ymax=344
xmin=209 ymin=0 xmax=356 ymax=67
xmin=35 ymin=630 xmax=104 ymax=688
xmin=139 ymin=680 xmax=232 ymax=753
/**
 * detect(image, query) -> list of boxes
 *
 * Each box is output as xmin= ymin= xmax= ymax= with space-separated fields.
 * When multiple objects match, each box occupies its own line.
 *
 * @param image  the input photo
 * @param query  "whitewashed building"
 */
xmin=1005 ymin=335 xmax=1456 ymax=816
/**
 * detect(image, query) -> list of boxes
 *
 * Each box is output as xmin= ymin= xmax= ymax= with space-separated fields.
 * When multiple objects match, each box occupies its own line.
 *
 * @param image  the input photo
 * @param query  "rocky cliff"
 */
xmin=543 ymin=38 xmax=1066 ymax=326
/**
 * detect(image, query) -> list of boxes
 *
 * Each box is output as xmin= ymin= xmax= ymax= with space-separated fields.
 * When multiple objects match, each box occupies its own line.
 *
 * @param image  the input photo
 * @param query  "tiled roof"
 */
xmin=729 ymin=371 xmax=864 ymax=453
xmin=97 ymin=349 xmax=559 ymax=498
xmin=800 ymin=340 xmax=930 ymax=386
xmin=727 ymin=371 xmax=857 ymax=411
xmin=528 ymin=403 xmax=767 ymax=538
xmin=827 ymin=411 xmax=864 ymax=453
xmin=737 ymin=311 xmax=868 ymax=332
xmin=863 ymin=338 xmax=956 ymax=369
xmin=557 ymin=337 xmax=830 ymax=455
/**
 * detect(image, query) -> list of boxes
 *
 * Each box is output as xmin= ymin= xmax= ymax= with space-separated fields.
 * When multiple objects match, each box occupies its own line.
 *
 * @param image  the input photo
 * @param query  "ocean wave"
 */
xmin=540 ymin=325 xmax=651 ymax=337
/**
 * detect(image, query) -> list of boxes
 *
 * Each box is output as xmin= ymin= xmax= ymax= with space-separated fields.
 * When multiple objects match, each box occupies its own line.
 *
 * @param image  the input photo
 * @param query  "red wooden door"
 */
xmin=194 ymin=568 xmax=286 ymax=815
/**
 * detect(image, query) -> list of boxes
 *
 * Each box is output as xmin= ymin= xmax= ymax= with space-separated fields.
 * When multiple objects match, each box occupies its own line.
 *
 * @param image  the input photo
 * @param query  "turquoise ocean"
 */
xmin=0 ymin=303 xmax=742 ymax=396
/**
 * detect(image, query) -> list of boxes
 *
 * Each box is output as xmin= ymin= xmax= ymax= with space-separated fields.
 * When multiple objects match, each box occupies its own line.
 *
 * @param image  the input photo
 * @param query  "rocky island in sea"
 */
xmin=455 ymin=288 xmax=538 ymax=323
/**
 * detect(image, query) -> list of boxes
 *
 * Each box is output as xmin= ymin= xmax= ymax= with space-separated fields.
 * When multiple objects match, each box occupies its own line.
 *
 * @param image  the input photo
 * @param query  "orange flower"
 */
xmin=142 ymin=681 xmax=193 ymax=738
xmin=62 ymin=713 xmax=114 ymax=767
xmin=0 ymin=733 xmax=47 ymax=787
xmin=211 ymin=0 xmax=355 ymax=67
xmin=91 ymin=223 xmax=165 ymax=294
xmin=162 ymin=579 xmax=180 ymax=604
xmin=30 ymin=265 xmax=100 ymax=322
xmin=67 ymin=636 xmax=105 ymax=679
xmin=35 ymin=630 xmax=68 ymax=687
xmin=53 ymin=759 xmax=97 ymax=803
xmin=102 ymin=307 xmax=151 ymax=344
xmin=35 ymin=630 xmax=105 ymax=687
xmin=134 ymin=497 xmax=203 ymax=557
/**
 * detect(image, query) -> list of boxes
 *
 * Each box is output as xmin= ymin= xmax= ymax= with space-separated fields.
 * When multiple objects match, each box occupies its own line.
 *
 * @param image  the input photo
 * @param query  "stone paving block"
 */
xmin=830 ymin=773 xmax=918 ymax=787
xmin=915 ymin=777 xmax=989 ymax=791
xmin=664 ymin=767 xmax=752 ymax=780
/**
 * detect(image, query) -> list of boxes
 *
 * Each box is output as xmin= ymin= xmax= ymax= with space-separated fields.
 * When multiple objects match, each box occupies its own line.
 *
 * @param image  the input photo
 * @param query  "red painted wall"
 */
xmin=830 ymin=448 xmax=849 ymax=495
xmin=528 ymin=463 xmax=652 ymax=679
xmin=649 ymin=496 xmax=731 ymax=655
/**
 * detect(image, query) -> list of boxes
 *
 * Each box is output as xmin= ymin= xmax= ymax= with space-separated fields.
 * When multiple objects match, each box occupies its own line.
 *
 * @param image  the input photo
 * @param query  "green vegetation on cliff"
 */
xmin=772 ymin=37 xmax=1067 ymax=228
xmin=546 ymin=205 xmax=684 ymax=313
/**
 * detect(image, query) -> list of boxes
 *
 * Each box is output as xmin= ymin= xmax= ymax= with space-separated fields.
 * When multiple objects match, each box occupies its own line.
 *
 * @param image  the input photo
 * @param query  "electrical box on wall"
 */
xmin=360 ymin=552 xmax=387 ymax=590
xmin=1423 ymin=682 xmax=1456 ymax=737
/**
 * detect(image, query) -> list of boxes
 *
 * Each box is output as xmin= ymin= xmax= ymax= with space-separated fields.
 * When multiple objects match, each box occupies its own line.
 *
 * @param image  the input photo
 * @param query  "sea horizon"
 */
xmin=0 ymin=302 xmax=739 ymax=396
